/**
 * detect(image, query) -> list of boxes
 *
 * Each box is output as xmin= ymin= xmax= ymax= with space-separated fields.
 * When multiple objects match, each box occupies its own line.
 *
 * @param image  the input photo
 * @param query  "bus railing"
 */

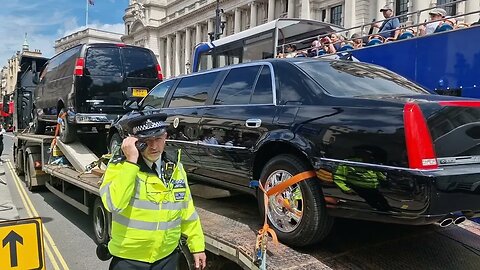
xmin=276 ymin=0 xmax=478 ymax=55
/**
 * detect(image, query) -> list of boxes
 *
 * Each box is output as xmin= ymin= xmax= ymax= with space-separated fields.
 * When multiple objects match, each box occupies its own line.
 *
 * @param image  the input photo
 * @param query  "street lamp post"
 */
xmin=208 ymin=0 xmax=226 ymax=42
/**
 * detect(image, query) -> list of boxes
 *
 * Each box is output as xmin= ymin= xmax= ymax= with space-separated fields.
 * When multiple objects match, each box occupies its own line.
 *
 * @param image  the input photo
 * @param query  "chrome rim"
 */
xmin=94 ymin=206 xmax=106 ymax=240
xmin=110 ymin=137 xmax=121 ymax=153
xmin=265 ymin=169 xmax=304 ymax=233
xmin=59 ymin=114 xmax=66 ymax=136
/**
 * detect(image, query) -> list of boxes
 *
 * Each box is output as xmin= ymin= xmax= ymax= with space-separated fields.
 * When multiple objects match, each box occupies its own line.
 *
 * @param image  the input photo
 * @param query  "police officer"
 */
xmin=100 ymin=113 xmax=206 ymax=270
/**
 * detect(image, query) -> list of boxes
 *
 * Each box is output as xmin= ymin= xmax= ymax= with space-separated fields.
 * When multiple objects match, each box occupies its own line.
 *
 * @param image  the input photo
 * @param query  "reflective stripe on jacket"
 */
xmin=99 ymin=150 xmax=205 ymax=263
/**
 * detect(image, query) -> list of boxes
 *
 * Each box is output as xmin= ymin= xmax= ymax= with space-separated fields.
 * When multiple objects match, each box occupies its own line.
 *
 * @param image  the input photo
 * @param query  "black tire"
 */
xmin=15 ymin=148 xmax=25 ymax=176
xmin=32 ymin=109 xmax=46 ymax=134
xmin=25 ymin=154 xmax=34 ymax=191
xmin=58 ymin=108 xmax=76 ymax=143
xmin=92 ymin=197 xmax=110 ymax=245
xmin=257 ymin=154 xmax=334 ymax=246
xmin=177 ymin=237 xmax=195 ymax=270
xmin=108 ymin=132 xmax=123 ymax=154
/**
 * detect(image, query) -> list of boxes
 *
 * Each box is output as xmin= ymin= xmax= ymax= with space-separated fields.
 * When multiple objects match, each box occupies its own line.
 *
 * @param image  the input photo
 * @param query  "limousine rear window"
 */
xmin=85 ymin=47 xmax=122 ymax=77
xmin=296 ymin=61 xmax=430 ymax=97
xmin=123 ymin=48 xmax=157 ymax=78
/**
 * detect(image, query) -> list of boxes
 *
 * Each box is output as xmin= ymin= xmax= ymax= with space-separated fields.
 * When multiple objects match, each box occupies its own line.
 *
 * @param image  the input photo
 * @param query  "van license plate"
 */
xmin=132 ymin=88 xmax=148 ymax=97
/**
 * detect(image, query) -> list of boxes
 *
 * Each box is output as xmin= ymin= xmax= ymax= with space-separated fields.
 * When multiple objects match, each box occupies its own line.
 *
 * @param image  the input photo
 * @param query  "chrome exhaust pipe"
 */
xmin=453 ymin=216 xmax=467 ymax=225
xmin=439 ymin=217 xmax=453 ymax=227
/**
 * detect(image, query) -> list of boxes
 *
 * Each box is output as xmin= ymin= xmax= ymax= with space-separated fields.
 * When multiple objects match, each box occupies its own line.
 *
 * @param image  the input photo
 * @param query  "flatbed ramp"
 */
xmin=195 ymin=194 xmax=480 ymax=270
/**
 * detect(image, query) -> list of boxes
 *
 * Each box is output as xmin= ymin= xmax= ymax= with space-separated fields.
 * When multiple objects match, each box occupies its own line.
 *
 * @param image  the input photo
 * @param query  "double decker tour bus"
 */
xmin=192 ymin=1 xmax=480 ymax=98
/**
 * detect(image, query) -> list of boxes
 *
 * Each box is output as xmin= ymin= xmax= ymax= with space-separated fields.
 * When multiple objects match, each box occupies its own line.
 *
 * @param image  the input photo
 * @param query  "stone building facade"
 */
xmin=54 ymin=28 xmax=123 ymax=54
xmin=122 ymin=0 xmax=480 ymax=78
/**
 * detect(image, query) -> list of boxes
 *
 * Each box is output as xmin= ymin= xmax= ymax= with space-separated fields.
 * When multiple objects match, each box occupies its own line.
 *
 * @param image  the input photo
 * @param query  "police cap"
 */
xmin=120 ymin=112 xmax=169 ymax=139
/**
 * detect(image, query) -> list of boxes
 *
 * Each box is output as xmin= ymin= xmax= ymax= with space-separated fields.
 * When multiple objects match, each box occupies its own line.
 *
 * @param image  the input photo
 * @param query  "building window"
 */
xmin=437 ymin=0 xmax=457 ymax=16
xmin=395 ymin=0 xmax=408 ymax=23
xmin=330 ymin=5 xmax=342 ymax=26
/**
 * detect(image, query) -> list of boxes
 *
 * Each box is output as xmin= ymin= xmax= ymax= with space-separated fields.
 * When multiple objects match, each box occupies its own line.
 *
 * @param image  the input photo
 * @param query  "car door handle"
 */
xmin=245 ymin=119 xmax=262 ymax=128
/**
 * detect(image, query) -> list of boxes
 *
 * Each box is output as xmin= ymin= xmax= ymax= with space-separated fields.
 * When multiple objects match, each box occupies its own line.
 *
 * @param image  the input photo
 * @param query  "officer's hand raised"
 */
xmin=193 ymin=252 xmax=207 ymax=270
xmin=122 ymin=136 xmax=139 ymax=164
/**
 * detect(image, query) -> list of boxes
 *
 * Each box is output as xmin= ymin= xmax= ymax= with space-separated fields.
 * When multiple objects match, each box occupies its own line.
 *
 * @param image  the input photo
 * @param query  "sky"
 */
xmin=0 ymin=0 xmax=129 ymax=67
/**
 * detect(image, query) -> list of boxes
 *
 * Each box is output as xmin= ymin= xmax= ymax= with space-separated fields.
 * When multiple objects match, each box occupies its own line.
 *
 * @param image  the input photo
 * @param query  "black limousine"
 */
xmin=110 ymin=58 xmax=480 ymax=246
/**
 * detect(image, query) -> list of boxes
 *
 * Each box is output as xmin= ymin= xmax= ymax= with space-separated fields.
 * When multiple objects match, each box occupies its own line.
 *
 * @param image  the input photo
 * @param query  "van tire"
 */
xmin=32 ymin=109 xmax=46 ymax=134
xmin=92 ymin=197 xmax=110 ymax=245
xmin=58 ymin=109 xmax=76 ymax=143
xmin=257 ymin=154 xmax=334 ymax=247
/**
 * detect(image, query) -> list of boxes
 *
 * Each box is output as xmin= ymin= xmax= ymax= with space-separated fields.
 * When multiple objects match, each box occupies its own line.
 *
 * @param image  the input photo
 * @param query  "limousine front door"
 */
xmin=163 ymin=108 xmax=204 ymax=172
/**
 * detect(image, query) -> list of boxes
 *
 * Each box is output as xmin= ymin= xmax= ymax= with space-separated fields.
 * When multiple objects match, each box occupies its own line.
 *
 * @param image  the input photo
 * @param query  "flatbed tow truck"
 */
xmin=12 ymin=131 xmax=480 ymax=270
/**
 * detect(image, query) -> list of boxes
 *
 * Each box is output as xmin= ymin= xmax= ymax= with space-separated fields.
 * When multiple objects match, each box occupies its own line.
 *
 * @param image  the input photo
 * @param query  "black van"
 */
xmin=33 ymin=43 xmax=162 ymax=143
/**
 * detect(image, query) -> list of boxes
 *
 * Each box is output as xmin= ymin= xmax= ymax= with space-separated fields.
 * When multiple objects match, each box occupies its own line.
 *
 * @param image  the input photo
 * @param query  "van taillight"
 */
xmin=403 ymin=103 xmax=438 ymax=170
xmin=156 ymin=64 xmax=163 ymax=80
xmin=74 ymin=58 xmax=85 ymax=76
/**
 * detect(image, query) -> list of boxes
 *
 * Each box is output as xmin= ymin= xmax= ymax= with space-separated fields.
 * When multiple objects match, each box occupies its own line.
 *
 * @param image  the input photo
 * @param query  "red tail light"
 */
xmin=403 ymin=103 xmax=438 ymax=170
xmin=116 ymin=43 xmax=126 ymax=47
xmin=438 ymin=101 xmax=480 ymax=107
xmin=34 ymin=161 xmax=42 ymax=168
xmin=156 ymin=64 xmax=163 ymax=80
xmin=74 ymin=57 xmax=85 ymax=76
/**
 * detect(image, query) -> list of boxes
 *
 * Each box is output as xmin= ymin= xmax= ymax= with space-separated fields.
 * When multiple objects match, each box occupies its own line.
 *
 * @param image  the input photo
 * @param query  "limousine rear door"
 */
xmin=197 ymin=65 xmax=276 ymax=187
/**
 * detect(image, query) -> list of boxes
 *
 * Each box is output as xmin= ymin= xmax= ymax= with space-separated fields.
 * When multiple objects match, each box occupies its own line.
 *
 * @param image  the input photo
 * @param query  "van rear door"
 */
xmin=80 ymin=45 xmax=160 ymax=115
xmin=121 ymin=46 xmax=161 ymax=99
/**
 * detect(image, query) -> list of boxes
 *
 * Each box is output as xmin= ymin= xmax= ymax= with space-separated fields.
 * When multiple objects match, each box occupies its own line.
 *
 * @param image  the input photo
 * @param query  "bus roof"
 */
xmin=211 ymin=18 xmax=343 ymax=47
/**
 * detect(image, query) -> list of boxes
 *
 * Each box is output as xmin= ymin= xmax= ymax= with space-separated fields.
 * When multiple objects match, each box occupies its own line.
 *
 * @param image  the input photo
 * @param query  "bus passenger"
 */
xmin=419 ymin=8 xmax=447 ymax=36
xmin=374 ymin=5 xmax=400 ymax=40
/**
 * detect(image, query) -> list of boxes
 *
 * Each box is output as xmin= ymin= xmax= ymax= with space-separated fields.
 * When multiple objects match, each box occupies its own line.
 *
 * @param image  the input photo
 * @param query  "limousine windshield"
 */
xmin=296 ymin=60 xmax=431 ymax=97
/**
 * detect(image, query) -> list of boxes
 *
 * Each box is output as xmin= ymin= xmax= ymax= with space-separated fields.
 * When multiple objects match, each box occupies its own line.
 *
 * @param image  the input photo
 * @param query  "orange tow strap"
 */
xmin=254 ymin=170 xmax=317 ymax=268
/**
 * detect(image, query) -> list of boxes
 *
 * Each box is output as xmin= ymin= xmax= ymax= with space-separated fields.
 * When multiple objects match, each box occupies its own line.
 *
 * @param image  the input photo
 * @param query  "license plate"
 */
xmin=132 ymin=88 xmax=148 ymax=97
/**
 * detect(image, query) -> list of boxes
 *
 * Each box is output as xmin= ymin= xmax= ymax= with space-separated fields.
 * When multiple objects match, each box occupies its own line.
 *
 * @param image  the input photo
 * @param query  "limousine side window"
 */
xmin=168 ymin=71 xmax=220 ymax=108
xmin=214 ymin=66 xmax=261 ymax=105
xmin=142 ymin=79 xmax=176 ymax=109
xmin=250 ymin=66 xmax=273 ymax=104
xmin=85 ymin=47 xmax=122 ymax=77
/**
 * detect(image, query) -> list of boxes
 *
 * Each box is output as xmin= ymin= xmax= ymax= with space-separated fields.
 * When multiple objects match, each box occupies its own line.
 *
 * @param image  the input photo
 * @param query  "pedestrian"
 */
xmin=100 ymin=113 xmax=206 ymax=270
xmin=0 ymin=124 xmax=5 ymax=161
xmin=374 ymin=5 xmax=400 ymax=40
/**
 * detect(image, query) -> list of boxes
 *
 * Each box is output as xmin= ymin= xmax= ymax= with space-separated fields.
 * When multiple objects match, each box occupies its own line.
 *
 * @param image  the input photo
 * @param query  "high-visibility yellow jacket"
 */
xmin=99 ymin=150 xmax=205 ymax=263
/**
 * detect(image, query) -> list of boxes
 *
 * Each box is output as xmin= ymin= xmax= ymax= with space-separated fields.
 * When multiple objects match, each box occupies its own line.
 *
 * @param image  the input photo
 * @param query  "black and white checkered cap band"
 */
xmin=132 ymin=120 xmax=167 ymax=135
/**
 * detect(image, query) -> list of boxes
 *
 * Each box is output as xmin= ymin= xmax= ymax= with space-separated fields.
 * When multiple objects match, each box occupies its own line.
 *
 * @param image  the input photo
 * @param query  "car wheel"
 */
xmin=257 ymin=154 xmax=334 ymax=246
xmin=58 ymin=108 xmax=76 ymax=143
xmin=108 ymin=132 xmax=122 ymax=154
xmin=92 ymin=197 xmax=110 ymax=245
xmin=32 ymin=109 xmax=46 ymax=134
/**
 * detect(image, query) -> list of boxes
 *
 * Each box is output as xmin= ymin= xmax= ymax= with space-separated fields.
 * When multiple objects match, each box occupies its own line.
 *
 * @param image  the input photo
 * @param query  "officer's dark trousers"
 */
xmin=109 ymin=251 xmax=179 ymax=270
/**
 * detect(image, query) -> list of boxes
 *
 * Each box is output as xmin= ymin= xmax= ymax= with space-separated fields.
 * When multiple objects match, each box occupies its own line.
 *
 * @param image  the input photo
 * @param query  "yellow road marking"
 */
xmin=6 ymin=160 xmax=61 ymax=270
xmin=7 ymin=160 xmax=70 ymax=270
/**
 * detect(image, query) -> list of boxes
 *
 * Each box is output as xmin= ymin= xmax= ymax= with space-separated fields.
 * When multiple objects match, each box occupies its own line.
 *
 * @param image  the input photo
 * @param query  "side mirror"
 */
xmin=123 ymin=100 xmax=139 ymax=111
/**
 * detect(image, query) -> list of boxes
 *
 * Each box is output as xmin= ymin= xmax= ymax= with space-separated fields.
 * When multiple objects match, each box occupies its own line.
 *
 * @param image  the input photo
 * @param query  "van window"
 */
xmin=169 ymin=72 xmax=220 ymax=108
xmin=142 ymin=80 xmax=176 ymax=109
xmin=214 ymin=66 xmax=260 ymax=105
xmin=123 ymin=48 xmax=157 ymax=78
xmin=250 ymin=66 xmax=273 ymax=104
xmin=85 ymin=47 xmax=122 ymax=77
